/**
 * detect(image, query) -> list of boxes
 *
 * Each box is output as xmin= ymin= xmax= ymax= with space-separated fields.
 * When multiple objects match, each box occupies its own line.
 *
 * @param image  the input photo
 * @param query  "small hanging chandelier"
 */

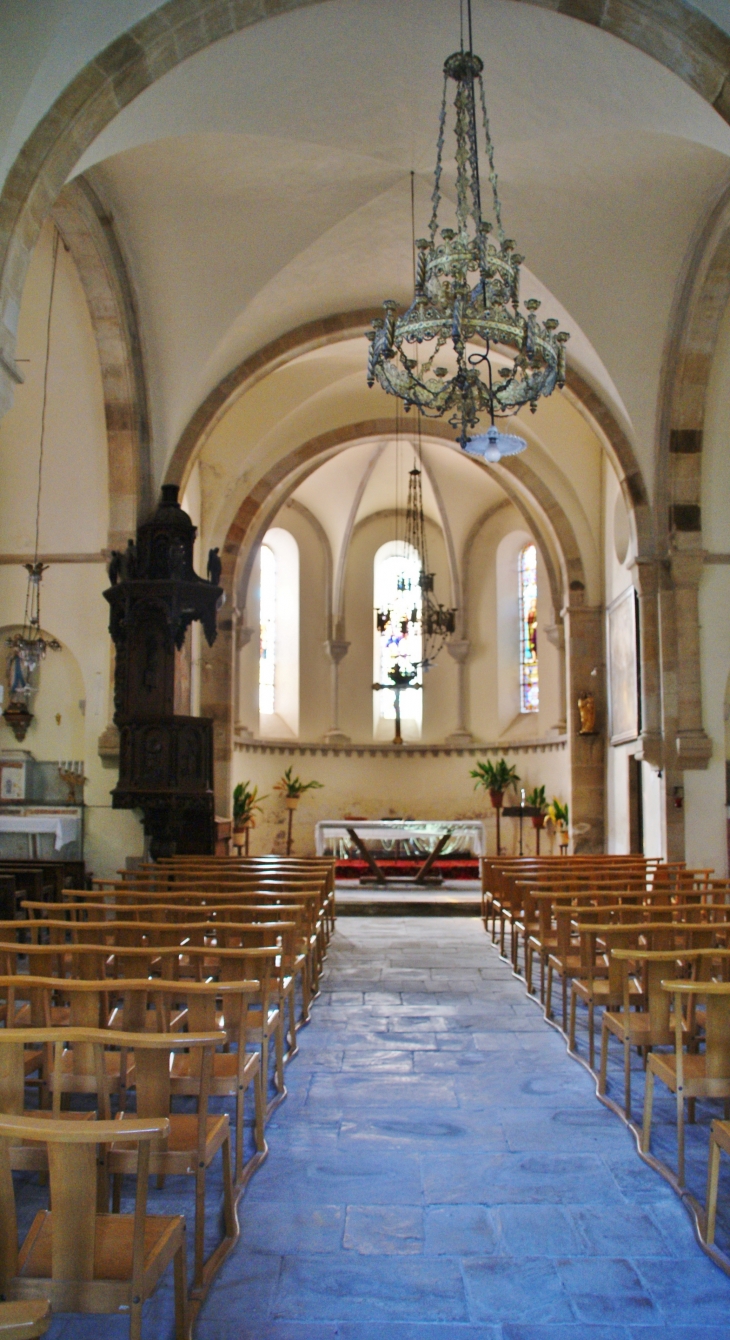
xmin=375 ymin=431 xmax=457 ymax=673
xmin=367 ymin=0 xmax=569 ymax=459
xmin=4 ymin=230 xmax=61 ymax=741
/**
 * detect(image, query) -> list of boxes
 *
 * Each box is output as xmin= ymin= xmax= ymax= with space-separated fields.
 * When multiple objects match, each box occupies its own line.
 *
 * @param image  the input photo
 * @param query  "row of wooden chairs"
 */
xmin=480 ymin=854 xmax=730 ymax=1259
xmin=0 ymin=854 xmax=335 ymax=1338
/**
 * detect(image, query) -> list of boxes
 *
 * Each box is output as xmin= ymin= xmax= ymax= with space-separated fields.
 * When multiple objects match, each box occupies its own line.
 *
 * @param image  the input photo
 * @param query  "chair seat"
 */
xmin=0 ymin=1298 xmax=51 ymax=1337
xmin=110 ymin=1113 xmax=229 ymax=1171
xmin=17 ymin=1209 xmax=182 ymax=1283
xmin=573 ymin=977 xmax=639 ymax=1004
xmin=14 ymin=1005 xmax=69 ymax=1030
xmin=548 ymin=954 xmax=581 ymax=974
xmin=603 ymin=1010 xmax=676 ymax=1045
xmin=649 ymin=1052 xmax=730 ymax=1097
xmin=170 ymin=1049 xmax=258 ymax=1086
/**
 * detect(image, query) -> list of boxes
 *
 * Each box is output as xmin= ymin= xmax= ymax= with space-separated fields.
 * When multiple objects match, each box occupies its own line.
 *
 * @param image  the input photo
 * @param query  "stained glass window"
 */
xmin=373 ymin=544 xmax=422 ymax=728
xmin=259 ymin=543 xmax=276 ymax=716
xmin=519 ymin=542 xmax=539 ymax=713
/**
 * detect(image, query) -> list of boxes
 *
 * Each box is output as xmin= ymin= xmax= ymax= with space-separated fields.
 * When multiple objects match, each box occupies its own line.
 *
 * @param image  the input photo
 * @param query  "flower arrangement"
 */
xmin=232 ymin=781 xmax=267 ymax=829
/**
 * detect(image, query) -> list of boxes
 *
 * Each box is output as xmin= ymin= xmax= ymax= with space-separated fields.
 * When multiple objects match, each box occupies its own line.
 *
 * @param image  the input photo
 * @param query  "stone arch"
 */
xmin=200 ymin=415 xmax=595 ymax=827
xmin=50 ymin=176 xmax=151 ymax=546
xmin=2 ymin=0 xmax=730 ymax=415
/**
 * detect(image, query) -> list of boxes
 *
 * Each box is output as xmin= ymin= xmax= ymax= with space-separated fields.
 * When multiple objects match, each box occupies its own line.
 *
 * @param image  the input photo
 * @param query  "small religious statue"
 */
xmin=107 ymin=550 xmax=123 ymax=585
xmin=207 ymin=547 xmax=222 ymax=587
xmin=372 ymin=662 xmax=422 ymax=746
xmin=121 ymin=538 xmax=137 ymax=581
xmin=577 ymin=691 xmax=597 ymax=735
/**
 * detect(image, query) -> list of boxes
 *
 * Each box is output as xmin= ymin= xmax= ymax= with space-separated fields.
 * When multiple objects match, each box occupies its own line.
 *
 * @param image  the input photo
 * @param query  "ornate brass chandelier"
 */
xmin=367 ymin=0 xmax=569 ymax=459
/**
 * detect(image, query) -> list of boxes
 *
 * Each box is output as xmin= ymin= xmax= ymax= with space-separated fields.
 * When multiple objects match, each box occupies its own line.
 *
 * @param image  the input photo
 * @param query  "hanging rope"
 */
xmin=33 ymin=227 xmax=60 ymax=566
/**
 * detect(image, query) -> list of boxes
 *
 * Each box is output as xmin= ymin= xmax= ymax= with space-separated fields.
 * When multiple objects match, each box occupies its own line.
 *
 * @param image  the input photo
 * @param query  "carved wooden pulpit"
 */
xmin=104 ymin=484 xmax=222 ymax=857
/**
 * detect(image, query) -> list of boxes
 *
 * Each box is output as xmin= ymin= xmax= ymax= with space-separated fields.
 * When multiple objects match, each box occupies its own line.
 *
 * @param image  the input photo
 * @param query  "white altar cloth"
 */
xmin=0 ymin=813 xmax=80 ymax=851
xmin=315 ymin=819 xmax=486 ymax=858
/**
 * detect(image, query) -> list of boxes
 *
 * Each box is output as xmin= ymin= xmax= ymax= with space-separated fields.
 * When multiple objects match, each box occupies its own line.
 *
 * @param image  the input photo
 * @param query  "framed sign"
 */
xmin=0 ymin=759 xmax=26 ymax=800
xmin=607 ymin=586 xmax=640 ymax=745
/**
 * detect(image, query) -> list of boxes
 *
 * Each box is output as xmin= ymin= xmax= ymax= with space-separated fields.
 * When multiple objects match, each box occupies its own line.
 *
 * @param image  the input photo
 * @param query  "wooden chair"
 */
xmin=0 ymin=1113 xmax=187 ymax=1340
xmin=568 ymin=923 xmax=644 ymax=1070
xmin=0 ymin=1301 xmax=50 ymax=1338
xmin=705 ymin=1117 xmax=730 ymax=1245
xmin=107 ymin=1028 xmax=237 ymax=1300
xmin=0 ymin=1028 xmax=104 ymax=1176
xmin=642 ymin=978 xmax=730 ymax=1186
xmin=111 ymin=979 xmax=267 ymax=1189
xmin=598 ymin=944 xmax=691 ymax=1120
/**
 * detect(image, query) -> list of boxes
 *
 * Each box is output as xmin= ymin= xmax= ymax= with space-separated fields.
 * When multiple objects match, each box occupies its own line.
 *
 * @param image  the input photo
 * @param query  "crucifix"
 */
xmin=372 ymin=663 xmax=422 ymax=745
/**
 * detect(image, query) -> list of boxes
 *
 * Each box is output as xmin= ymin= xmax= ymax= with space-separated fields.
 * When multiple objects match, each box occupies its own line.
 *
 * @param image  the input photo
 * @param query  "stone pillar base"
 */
xmin=322 ymin=728 xmax=351 ymax=745
xmin=445 ymin=729 xmax=475 ymax=746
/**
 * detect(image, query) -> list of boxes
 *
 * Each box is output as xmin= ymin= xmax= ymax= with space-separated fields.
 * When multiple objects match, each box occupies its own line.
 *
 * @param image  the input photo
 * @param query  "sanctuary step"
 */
xmin=336 ymin=879 xmax=481 ymax=917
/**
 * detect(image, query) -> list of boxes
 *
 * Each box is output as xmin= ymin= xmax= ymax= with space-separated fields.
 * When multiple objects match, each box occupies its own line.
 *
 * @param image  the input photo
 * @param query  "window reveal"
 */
xmin=259 ymin=543 xmax=276 ymax=716
xmin=519 ymin=542 xmax=539 ymax=713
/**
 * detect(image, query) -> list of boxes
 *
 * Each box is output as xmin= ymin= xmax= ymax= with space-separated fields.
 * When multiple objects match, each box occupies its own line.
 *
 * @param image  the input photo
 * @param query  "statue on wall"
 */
xmin=577 ymin=691 xmax=597 ymax=736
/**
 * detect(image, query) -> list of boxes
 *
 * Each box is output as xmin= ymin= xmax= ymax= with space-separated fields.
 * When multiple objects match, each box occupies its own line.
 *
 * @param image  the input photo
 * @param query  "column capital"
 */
xmin=629 ymin=555 xmax=661 ymax=596
xmin=544 ymin=622 xmax=564 ymax=652
xmin=675 ymin=729 xmax=712 ymax=769
xmin=669 ymin=551 xmax=706 ymax=588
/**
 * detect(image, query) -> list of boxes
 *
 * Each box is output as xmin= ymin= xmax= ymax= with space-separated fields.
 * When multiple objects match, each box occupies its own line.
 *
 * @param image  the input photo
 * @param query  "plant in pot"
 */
xmin=526 ymin=785 xmax=547 ymax=854
xmin=232 ymin=781 xmax=267 ymax=855
xmin=470 ymin=758 xmax=520 ymax=855
xmin=274 ymin=766 xmax=324 ymax=855
xmin=547 ymin=798 xmax=570 ymax=854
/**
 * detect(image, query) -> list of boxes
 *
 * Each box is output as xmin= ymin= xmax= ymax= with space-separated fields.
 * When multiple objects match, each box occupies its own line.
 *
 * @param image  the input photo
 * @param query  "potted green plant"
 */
xmin=547 ymin=798 xmax=570 ymax=854
xmin=526 ymin=785 xmax=547 ymax=854
xmin=470 ymin=758 xmax=520 ymax=855
xmin=232 ymin=781 xmax=267 ymax=855
xmin=274 ymin=766 xmax=324 ymax=855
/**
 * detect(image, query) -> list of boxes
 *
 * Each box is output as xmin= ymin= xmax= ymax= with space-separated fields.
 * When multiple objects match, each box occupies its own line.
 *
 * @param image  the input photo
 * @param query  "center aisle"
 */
xmin=199 ymin=916 xmax=730 ymax=1339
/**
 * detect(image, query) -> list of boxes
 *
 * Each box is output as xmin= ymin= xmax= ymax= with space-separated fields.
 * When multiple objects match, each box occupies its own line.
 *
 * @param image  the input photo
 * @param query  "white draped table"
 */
xmin=0 ymin=812 xmax=81 ymax=852
xmin=315 ymin=819 xmax=485 ymax=884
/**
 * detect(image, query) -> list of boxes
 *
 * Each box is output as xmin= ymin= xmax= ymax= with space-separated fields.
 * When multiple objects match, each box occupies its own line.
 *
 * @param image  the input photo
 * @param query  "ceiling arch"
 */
xmin=1 ymin=0 xmax=730 ymax=434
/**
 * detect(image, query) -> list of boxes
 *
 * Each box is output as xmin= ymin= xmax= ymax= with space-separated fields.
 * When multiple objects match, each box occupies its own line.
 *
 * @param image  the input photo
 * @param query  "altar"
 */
xmin=315 ymin=819 xmax=485 ymax=884
xmin=0 ymin=807 xmax=83 ymax=858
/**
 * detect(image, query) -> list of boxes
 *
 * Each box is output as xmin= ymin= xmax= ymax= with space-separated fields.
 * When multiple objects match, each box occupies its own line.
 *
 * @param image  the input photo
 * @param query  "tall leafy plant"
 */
xmin=470 ymin=757 xmax=520 ymax=856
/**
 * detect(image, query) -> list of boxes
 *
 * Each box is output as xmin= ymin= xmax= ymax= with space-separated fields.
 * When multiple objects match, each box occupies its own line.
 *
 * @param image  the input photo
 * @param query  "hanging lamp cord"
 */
xmin=33 ymin=227 xmax=60 ymax=567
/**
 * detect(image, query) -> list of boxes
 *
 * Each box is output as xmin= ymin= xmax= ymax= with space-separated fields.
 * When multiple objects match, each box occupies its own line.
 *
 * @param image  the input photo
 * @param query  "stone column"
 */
xmin=231 ymin=609 xmax=255 ymax=741
xmin=445 ymin=639 xmax=474 ymax=744
xmin=544 ymin=620 xmax=567 ymax=733
xmin=323 ymin=639 xmax=350 ymax=744
xmin=670 ymin=550 xmax=712 ymax=769
xmin=564 ymin=601 xmax=605 ymax=853
xmin=631 ymin=558 xmax=664 ymax=768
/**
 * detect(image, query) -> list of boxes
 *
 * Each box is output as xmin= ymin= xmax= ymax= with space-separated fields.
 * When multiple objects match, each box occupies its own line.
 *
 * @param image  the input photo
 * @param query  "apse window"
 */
xmin=373 ymin=541 xmax=423 ymax=740
xmin=518 ymin=542 xmax=539 ymax=713
xmin=258 ymin=528 xmax=299 ymax=738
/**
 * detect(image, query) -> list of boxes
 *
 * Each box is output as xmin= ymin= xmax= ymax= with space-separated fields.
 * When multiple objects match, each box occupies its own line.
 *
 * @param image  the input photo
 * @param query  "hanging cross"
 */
xmin=372 ymin=663 xmax=422 ymax=745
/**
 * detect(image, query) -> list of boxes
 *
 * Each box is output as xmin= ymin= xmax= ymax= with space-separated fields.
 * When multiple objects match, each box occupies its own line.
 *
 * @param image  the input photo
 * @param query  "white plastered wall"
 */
xmin=0 ymin=219 xmax=143 ymax=878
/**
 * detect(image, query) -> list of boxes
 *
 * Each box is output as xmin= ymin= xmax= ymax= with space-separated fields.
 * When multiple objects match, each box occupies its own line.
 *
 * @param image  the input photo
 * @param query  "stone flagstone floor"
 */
xmin=20 ymin=916 xmax=730 ymax=1338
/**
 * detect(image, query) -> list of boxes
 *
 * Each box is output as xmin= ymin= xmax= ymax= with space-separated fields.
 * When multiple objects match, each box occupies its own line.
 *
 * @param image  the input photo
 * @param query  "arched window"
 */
xmin=258 ymin=527 xmax=299 ymax=738
xmin=259 ymin=543 xmax=276 ymax=716
xmin=518 ymin=542 xmax=539 ymax=713
xmin=373 ymin=541 xmax=422 ymax=739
